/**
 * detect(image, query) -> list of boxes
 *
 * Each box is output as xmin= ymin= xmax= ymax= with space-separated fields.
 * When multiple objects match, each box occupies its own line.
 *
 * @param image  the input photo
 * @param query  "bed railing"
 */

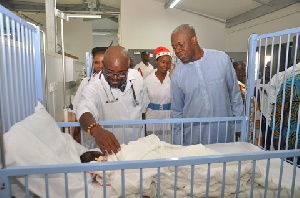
xmin=0 ymin=4 xmax=44 ymax=168
xmin=246 ymin=27 xmax=300 ymax=151
xmin=58 ymin=116 xmax=246 ymax=147
xmin=0 ymin=4 xmax=43 ymax=133
xmin=0 ymin=149 xmax=299 ymax=198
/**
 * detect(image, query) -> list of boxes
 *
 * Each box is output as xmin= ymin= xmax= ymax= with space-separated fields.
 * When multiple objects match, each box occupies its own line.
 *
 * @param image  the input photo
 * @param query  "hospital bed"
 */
xmin=0 ymin=4 xmax=299 ymax=198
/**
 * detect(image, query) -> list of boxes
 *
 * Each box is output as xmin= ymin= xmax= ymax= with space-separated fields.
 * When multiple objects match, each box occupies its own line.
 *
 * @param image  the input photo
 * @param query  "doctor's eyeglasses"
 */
xmin=103 ymin=67 xmax=128 ymax=78
xmin=105 ymin=72 xmax=127 ymax=78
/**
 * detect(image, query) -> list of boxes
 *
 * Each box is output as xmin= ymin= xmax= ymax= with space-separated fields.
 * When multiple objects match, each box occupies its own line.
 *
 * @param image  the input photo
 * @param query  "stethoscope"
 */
xmin=99 ymin=71 xmax=139 ymax=107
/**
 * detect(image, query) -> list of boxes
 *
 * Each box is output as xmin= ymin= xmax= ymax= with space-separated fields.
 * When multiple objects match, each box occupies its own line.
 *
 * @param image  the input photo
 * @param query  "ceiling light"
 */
xmin=67 ymin=14 xmax=101 ymax=19
xmin=165 ymin=0 xmax=181 ymax=9
xmin=170 ymin=0 xmax=181 ymax=8
xmin=92 ymin=32 xmax=111 ymax=36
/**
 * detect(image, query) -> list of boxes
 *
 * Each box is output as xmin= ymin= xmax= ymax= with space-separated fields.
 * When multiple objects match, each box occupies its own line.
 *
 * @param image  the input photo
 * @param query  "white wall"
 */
xmin=227 ymin=4 xmax=300 ymax=52
xmin=120 ymin=0 xmax=227 ymax=52
xmin=92 ymin=18 xmax=119 ymax=48
xmin=57 ymin=18 xmax=93 ymax=61
xmin=93 ymin=35 xmax=118 ymax=48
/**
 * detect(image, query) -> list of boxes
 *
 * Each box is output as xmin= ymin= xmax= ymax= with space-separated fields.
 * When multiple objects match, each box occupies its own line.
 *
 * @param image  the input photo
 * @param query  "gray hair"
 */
xmin=171 ymin=24 xmax=196 ymax=37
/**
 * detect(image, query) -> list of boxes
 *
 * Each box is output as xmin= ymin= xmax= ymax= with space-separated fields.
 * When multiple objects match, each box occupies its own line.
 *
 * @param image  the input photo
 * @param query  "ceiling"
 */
xmin=1 ymin=0 xmax=299 ymax=29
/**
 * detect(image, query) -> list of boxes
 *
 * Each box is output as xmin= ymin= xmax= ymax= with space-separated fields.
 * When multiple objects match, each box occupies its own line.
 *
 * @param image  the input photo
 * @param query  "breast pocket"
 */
xmin=209 ymin=78 xmax=224 ymax=85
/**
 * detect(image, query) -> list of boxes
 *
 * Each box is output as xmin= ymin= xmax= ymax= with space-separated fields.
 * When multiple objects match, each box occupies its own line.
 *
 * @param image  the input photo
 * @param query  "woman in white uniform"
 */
xmin=71 ymin=47 xmax=107 ymax=145
xmin=72 ymin=47 xmax=107 ymax=114
xmin=144 ymin=46 xmax=172 ymax=143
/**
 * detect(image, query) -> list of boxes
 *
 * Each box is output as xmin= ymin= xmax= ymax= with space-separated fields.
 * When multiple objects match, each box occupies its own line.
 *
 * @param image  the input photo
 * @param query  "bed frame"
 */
xmin=0 ymin=4 xmax=299 ymax=198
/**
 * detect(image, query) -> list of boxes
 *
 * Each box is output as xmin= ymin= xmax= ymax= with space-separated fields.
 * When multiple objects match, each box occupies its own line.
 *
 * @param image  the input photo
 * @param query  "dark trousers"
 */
xmin=261 ymin=115 xmax=272 ymax=150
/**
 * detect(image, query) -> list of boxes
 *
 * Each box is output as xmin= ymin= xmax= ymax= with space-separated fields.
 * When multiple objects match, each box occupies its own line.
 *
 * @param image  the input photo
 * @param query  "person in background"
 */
xmin=270 ymin=73 xmax=300 ymax=164
xmin=170 ymin=24 xmax=243 ymax=145
xmin=233 ymin=61 xmax=247 ymax=102
xmin=269 ymin=62 xmax=300 ymax=106
xmin=265 ymin=62 xmax=300 ymax=150
xmin=76 ymin=46 xmax=149 ymax=155
xmin=129 ymin=56 xmax=135 ymax=69
xmin=144 ymin=46 xmax=172 ymax=143
xmin=72 ymin=47 xmax=107 ymax=114
xmin=71 ymin=47 xmax=107 ymax=144
xmin=257 ymin=61 xmax=273 ymax=149
xmin=134 ymin=51 xmax=154 ymax=78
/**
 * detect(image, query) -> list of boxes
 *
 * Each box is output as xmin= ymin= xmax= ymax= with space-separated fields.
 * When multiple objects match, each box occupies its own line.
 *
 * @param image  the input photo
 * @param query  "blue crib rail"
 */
xmin=0 ymin=4 xmax=43 ymax=133
xmin=246 ymin=27 xmax=300 ymax=150
xmin=0 ymin=149 xmax=299 ymax=198
xmin=58 ymin=116 xmax=246 ymax=147
xmin=0 ymin=4 xmax=43 ymax=168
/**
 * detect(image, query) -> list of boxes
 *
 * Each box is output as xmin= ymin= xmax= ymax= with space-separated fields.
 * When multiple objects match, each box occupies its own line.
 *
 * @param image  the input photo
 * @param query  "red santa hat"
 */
xmin=153 ymin=46 xmax=172 ymax=60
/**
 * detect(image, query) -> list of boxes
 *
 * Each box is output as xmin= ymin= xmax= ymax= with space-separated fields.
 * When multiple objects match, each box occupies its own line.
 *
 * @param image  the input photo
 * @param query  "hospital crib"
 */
xmin=0 ymin=4 xmax=300 ymax=198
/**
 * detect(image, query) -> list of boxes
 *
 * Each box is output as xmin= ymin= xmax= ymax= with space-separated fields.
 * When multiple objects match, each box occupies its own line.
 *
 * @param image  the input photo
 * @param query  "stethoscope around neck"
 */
xmin=99 ymin=71 xmax=139 ymax=107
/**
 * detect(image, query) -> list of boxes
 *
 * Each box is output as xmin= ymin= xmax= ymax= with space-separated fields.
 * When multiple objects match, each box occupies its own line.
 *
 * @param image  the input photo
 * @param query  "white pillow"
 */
xmin=4 ymin=102 xmax=87 ymax=166
xmin=3 ymin=102 xmax=98 ymax=198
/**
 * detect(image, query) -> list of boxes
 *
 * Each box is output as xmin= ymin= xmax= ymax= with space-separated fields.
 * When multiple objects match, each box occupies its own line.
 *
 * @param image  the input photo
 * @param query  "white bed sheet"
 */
xmin=91 ymin=136 xmax=299 ymax=198
xmin=206 ymin=142 xmax=300 ymax=198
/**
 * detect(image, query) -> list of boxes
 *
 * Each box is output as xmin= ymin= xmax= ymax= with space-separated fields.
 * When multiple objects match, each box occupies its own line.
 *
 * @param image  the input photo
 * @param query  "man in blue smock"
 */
xmin=170 ymin=24 xmax=243 ymax=145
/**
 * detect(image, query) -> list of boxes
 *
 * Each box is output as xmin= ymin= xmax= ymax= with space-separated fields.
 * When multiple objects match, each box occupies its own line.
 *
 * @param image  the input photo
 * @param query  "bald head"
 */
xmin=103 ymin=46 xmax=130 ymax=65
xmin=103 ymin=46 xmax=130 ymax=88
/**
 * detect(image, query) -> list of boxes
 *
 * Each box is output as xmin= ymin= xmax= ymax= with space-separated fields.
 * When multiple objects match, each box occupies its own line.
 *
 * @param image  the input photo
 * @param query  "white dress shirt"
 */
xmin=134 ymin=61 xmax=154 ymax=79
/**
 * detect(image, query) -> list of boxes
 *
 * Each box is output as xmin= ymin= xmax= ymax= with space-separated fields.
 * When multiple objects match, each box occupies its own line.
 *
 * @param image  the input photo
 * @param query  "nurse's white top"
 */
xmin=76 ymin=69 xmax=149 ymax=144
xmin=144 ymin=69 xmax=171 ymax=131
xmin=72 ymin=73 xmax=100 ymax=115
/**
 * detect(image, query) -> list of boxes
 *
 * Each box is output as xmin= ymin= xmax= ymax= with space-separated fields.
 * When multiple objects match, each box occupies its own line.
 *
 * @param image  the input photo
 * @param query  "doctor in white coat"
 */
xmin=76 ymin=46 xmax=149 ymax=155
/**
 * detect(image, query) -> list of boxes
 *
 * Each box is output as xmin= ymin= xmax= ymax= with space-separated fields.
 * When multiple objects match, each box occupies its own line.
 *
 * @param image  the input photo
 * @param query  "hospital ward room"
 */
xmin=0 ymin=0 xmax=300 ymax=197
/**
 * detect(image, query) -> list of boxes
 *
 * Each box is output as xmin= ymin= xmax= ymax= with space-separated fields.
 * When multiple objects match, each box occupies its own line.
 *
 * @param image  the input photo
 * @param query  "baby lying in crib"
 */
xmin=80 ymin=151 xmax=107 ymax=163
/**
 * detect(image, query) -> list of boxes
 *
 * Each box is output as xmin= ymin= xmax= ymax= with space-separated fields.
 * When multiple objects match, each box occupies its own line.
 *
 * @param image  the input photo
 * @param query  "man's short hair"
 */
xmin=141 ymin=51 xmax=149 ymax=56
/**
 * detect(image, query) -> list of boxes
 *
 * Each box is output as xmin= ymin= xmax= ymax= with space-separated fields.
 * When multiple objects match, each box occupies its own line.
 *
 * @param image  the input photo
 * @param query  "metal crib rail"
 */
xmin=246 ymin=27 xmax=300 ymax=150
xmin=0 ymin=4 xmax=43 ymax=168
xmin=0 ymin=149 xmax=299 ymax=198
xmin=58 ymin=116 xmax=247 ymax=145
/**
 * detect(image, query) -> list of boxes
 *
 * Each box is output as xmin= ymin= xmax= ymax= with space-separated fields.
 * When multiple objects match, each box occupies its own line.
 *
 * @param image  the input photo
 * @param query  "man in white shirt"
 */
xmin=134 ymin=51 xmax=154 ymax=79
xmin=76 ymin=46 xmax=149 ymax=155
xmin=269 ymin=62 xmax=300 ymax=105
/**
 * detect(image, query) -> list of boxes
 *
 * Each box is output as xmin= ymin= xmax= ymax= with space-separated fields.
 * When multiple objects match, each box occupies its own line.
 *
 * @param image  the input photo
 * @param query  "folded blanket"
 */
xmin=91 ymin=135 xmax=288 ymax=197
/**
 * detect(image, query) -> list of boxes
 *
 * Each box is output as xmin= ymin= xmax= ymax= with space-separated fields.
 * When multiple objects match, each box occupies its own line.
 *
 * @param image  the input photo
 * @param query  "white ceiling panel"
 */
xmin=2 ymin=0 xmax=299 ymax=28
xmin=175 ymin=0 xmax=261 ymax=20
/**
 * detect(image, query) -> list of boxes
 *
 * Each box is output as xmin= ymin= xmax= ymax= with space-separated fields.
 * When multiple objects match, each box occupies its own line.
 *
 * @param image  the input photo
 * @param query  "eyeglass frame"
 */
xmin=102 ymin=64 xmax=128 ymax=78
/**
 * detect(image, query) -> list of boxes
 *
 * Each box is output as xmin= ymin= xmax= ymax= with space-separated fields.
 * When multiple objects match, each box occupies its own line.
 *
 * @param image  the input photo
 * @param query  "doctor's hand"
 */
xmin=92 ymin=126 xmax=121 ymax=155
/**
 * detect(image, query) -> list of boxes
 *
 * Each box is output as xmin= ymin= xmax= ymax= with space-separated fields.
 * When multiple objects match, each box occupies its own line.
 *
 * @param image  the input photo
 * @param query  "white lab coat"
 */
xmin=72 ymin=73 xmax=100 ymax=115
xmin=144 ymin=70 xmax=171 ymax=142
xmin=76 ymin=69 xmax=150 ymax=145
